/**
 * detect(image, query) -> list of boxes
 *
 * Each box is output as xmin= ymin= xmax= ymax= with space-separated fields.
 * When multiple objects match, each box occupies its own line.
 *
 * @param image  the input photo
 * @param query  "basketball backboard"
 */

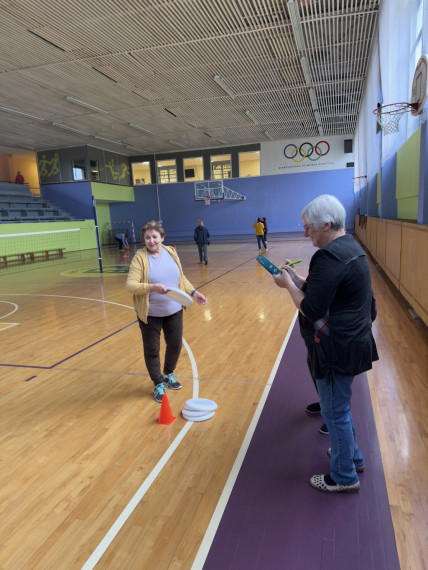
xmin=411 ymin=54 xmax=428 ymax=116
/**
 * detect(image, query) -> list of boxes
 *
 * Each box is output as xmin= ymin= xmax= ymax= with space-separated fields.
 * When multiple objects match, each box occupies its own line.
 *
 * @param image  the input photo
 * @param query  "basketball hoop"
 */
xmin=204 ymin=195 xmax=211 ymax=206
xmin=373 ymin=102 xmax=418 ymax=135
xmin=352 ymin=176 xmax=367 ymax=188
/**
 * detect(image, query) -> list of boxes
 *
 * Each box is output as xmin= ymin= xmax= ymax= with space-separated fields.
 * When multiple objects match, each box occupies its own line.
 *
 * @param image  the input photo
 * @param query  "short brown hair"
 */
xmin=140 ymin=220 xmax=165 ymax=240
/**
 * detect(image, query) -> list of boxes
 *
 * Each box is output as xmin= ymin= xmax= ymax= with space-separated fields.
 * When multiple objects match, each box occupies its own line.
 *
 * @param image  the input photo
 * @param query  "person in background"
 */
xmin=262 ymin=216 xmax=268 ymax=244
xmin=15 ymin=171 xmax=25 ymax=184
xmin=272 ymin=194 xmax=378 ymax=493
xmin=126 ymin=220 xmax=207 ymax=402
xmin=253 ymin=217 xmax=267 ymax=253
xmin=194 ymin=220 xmax=210 ymax=265
xmin=115 ymin=232 xmax=128 ymax=252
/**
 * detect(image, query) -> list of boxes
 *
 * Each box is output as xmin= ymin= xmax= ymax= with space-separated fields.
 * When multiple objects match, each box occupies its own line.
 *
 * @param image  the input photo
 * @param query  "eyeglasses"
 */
xmin=303 ymin=224 xmax=314 ymax=232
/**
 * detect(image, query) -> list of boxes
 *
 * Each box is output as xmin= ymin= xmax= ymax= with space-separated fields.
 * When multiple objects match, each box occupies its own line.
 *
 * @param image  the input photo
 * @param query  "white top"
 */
xmin=147 ymin=249 xmax=182 ymax=317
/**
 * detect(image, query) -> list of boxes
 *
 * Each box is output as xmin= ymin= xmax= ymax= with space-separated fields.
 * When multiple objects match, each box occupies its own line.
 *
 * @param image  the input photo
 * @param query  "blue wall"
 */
xmin=380 ymin=155 xmax=397 ymax=219
xmin=109 ymin=169 xmax=354 ymax=241
xmin=41 ymin=181 xmax=93 ymax=219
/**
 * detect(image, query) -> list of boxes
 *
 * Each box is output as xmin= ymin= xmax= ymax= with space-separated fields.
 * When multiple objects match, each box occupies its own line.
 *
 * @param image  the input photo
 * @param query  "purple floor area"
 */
xmin=203 ymin=322 xmax=400 ymax=570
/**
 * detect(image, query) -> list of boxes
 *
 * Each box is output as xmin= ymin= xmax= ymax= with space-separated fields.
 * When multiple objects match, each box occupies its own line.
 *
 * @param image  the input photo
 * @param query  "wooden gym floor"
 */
xmin=0 ymin=237 xmax=427 ymax=569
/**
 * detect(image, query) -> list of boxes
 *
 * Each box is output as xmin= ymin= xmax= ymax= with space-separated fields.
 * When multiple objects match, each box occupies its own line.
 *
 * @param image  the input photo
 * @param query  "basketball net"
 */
xmin=204 ymin=195 xmax=211 ymax=206
xmin=353 ymin=176 xmax=367 ymax=189
xmin=374 ymin=102 xmax=417 ymax=135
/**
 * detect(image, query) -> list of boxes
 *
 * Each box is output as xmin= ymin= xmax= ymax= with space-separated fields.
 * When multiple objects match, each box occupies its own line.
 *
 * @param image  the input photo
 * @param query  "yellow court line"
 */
xmin=0 ymin=322 xmax=19 ymax=331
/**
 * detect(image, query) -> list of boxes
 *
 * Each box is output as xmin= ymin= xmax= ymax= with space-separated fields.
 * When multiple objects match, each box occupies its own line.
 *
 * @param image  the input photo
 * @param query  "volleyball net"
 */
xmin=0 ymin=228 xmax=85 ymax=274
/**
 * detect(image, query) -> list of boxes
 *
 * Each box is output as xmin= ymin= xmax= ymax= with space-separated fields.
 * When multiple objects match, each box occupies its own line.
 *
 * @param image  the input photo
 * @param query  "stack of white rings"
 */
xmin=182 ymin=398 xmax=217 ymax=422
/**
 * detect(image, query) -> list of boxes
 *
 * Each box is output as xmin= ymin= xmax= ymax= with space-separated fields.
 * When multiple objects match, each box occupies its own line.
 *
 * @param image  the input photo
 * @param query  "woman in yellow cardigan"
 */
xmin=126 ymin=220 xmax=207 ymax=402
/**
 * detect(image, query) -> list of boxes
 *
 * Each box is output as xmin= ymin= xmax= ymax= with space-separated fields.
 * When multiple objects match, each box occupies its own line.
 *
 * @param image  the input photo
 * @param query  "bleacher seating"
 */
xmin=0 ymin=183 xmax=76 ymax=223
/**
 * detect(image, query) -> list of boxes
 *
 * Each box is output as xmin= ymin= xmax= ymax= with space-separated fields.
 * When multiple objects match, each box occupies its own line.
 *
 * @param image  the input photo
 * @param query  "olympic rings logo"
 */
xmin=283 ymin=141 xmax=330 ymax=162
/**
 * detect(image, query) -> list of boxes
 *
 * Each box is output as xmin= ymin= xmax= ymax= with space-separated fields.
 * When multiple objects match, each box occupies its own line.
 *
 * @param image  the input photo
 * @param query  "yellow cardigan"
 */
xmin=125 ymin=245 xmax=195 ymax=323
xmin=253 ymin=221 xmax=265 ymax=236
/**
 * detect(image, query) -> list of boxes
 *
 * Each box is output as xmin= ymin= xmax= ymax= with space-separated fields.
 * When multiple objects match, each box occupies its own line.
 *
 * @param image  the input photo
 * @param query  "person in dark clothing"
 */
xmin=115 ymin=233 xmax=128 ymax=251
xmin=273 ymin=194 xmax=378 ymax=493
xmin=194 ymin=220 xmax=210 ymax=265
xmin=262 ymin=217 xmax=268 ymax=243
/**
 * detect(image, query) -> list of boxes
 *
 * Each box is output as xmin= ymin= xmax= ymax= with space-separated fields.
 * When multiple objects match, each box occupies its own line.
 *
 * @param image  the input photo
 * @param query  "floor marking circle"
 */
xmin=0 ymin=301 xmax=19 ymax=319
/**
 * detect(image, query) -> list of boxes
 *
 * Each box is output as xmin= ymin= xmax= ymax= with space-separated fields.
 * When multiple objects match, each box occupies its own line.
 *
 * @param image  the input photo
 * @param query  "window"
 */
xmin=89 ymin=160 xmax=99 ymax=181
xmin=157 ymin=159 xmax=177 ymax=183
xmin=210 ymin=154 xmax=231 ymax=179
xmin=72 ymin=159 xmax=86 ymax=181
xmin=132 ymin=161 xmax=151 ymax=185
xmin=239 ymin=151 xmax=260 ymax=177
xmin=183 ymin=157 xmax=203 ymax=181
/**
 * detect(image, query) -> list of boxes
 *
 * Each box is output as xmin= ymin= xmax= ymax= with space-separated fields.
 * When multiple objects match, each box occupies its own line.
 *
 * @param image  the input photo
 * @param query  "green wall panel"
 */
xmin=396 ymin=196 xmax=419 ymax=220
xmin=396 ymin=129 xmax=420 ymax=219
xmin=91 ymin=182 xmax=134 ymax=202
xmin=95 ymin=202 xmax=112 ymax=245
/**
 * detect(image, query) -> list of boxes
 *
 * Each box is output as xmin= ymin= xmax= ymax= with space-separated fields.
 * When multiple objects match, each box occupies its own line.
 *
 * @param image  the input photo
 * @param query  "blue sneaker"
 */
xmin=154 ymin=383 xmax=166 ymax=403
xmin=162 ymin=373 xmax=182 ymax=390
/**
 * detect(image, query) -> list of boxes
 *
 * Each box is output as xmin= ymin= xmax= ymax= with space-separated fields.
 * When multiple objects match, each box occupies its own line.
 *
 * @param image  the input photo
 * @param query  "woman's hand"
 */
xmin=280 ymin=260 xmax=306 ymax=288
xmin=150 ymin=283 xmax=168 ymax=294
xmin=273 ymin=269 xmax=295 ymax=289
xmin=193 ymin=291 xmax=207 ymax=305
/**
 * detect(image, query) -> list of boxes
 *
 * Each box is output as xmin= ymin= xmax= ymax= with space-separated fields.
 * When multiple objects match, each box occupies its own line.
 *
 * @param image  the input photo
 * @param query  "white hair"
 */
xmin=301 ymin=194 xmax=346 ymax=230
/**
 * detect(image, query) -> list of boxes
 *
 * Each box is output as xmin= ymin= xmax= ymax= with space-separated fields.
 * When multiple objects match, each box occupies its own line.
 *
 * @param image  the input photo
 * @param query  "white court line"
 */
xmin=191 ymin=310 xmax=298 ymax=570
xmin=0 ymin=301 xmax=19 ymax=319
xmin=0 ymin=293 xmax=200 ymax=569
xmin=81 ymin=422 xmax=195 ymax=570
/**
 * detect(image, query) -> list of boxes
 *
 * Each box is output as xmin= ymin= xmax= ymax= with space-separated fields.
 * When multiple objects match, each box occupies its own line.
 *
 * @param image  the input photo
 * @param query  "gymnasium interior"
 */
xmin=0 ymin=1 xmax=427 ymax=569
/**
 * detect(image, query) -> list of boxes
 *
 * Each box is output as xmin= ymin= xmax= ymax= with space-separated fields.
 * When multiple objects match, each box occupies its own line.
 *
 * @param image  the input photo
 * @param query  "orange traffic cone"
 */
xmin=156 ymin=394 xmax=176 ymax=425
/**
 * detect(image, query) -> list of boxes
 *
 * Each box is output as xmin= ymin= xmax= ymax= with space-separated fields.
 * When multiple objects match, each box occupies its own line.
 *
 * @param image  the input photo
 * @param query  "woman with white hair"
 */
xmin=273 ymin=194 xmax=378 ymax=493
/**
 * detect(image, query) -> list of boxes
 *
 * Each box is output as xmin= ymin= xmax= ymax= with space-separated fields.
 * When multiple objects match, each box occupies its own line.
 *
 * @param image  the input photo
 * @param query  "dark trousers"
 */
xmin=197 ymin=243 xmax=208 ymax=262
xmin=138 ymin=310 xmax=183 ymax=385
xmin=115 ymin=237 xmax=124 ymax=250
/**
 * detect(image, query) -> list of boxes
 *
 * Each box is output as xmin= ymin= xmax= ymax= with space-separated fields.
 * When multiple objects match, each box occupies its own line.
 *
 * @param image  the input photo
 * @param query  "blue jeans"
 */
xmin=316 ymin=373 xmax=364 ymax=485
xmin=256 ymin=235 xmax=267 ymax=249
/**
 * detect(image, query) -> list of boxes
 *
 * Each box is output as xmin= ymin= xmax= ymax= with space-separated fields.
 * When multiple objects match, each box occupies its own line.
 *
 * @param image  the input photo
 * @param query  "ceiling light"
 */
xmin=126 ymin=145 xmax=150 ymax=153
xmin=318 ymin=125 xmax=324 ymax=136
xmin=16 ymin=144 xmax=35 ymax=150
xmin=300 ymin=56 xmax=312 ymax=86
xmin=213 ymin=74 xmax=238 ymax=99
xmin=129 ymin=123 xmax=156 ymax=134
xmin=94 ymin=135 xmax=124 ymax=145
xmin=245 ymin=109 xmax=261 ymax=125
xmin=52 ymin=122 xmax=89 ymax=135
xmin=264 ymin=131 xmax=274 ymax=141
xmin=66 ymin=96 xmax=109 ymax=114
xmin=0 ymin=105 xmax=45 ymax=121
xmin=287 ymin=0 xmax=305 ymax=52
xmin=309 ymin=88 xmax=318 ymax=110
xmin=168 ymin=139 xmax=187 ymax=148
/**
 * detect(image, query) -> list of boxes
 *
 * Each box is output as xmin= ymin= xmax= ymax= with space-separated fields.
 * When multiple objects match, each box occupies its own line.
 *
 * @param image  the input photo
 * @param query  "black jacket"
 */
xmin=194 ymin=226 xmax=210 ymax=244
xmin=299 ymin=234 xmax=378 ymax=379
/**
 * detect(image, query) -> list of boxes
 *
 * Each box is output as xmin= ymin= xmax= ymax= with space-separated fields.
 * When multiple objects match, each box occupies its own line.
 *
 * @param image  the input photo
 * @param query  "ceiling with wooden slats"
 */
xmin=0 ymin=0 xmax=380 ymax=156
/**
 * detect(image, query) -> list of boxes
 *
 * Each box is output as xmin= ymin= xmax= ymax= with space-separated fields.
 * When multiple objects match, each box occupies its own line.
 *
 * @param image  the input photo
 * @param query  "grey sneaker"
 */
xmin=154 ymin=383 xmax=166 ymax=403
xmin=162 ymin=373 xmax=182 ymax=390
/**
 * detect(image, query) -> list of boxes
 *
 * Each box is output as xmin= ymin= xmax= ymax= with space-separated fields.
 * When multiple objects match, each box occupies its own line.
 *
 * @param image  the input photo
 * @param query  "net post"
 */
xmin=92 ymin=195 xmax=103 ymax=273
